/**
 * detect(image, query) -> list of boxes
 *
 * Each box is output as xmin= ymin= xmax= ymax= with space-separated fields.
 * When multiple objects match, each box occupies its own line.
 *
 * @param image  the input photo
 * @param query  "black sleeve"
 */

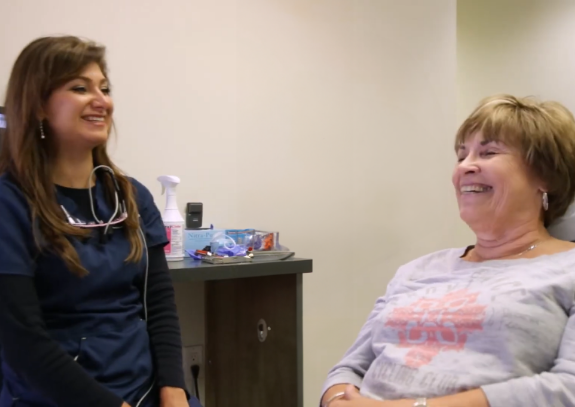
xmin=146 ymin=245 xmax=187 ymax=391
xmin=0 ymin=275 xmax=124 ymax=407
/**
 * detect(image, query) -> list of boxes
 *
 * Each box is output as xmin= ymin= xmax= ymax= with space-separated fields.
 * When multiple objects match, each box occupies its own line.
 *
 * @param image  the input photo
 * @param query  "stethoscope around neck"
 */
xmin=59 ymin=165 xmax=128 ymax=244
xmin=58 ymin=165 xmax=154 ymax=406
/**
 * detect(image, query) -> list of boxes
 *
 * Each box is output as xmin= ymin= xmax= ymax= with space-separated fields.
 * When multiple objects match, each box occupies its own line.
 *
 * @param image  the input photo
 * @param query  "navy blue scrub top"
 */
xmin=0 ymin=173 xmax=169 ymax=407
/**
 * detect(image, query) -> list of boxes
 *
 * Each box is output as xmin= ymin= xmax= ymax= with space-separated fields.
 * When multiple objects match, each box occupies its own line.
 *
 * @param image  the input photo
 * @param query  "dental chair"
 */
xmin=548 ymin=201 xmax=575 ymax=241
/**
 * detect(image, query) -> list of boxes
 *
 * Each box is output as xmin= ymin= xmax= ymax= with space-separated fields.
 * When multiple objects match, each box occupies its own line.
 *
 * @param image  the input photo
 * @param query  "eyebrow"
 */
xmin=458 ymin=140 xmax=495 ymax=150
xmin=75 ymin=76 xmax=108 ymax=86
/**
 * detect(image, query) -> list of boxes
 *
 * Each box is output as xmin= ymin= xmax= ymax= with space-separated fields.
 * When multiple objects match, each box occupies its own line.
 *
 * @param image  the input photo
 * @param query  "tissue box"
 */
xmin=184 ymin=229 xmax=224 ymax=255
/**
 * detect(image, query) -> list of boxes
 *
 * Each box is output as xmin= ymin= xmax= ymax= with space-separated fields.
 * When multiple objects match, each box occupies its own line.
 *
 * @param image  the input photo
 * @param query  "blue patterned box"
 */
xmin=184 ymin=229 xmax=224 ymax=255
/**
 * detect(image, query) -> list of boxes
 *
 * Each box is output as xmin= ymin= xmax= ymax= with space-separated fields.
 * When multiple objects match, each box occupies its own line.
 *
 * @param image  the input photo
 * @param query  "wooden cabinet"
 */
xmin=169 ymin=258 xmax=311 ymax=407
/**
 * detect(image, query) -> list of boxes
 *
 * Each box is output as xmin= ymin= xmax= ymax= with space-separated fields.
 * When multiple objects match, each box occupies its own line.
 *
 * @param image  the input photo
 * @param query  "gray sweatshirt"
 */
xmin=322 ymin=247 xmax=575 ymax=407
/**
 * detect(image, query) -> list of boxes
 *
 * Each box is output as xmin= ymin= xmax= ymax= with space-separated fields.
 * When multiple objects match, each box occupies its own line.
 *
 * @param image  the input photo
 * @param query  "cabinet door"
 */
xmin=205 ymin=273 xmax=302 ymax=407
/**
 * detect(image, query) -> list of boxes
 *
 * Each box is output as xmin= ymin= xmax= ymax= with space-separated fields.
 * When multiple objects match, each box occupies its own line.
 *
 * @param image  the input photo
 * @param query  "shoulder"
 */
xmin=0 ymin=173 xmax=36 ymax=241
xmin=398 ymin=247 xmax=465 ymax=273
xmin=128 ymin=177 xmax=162 ymax=216
xmin=0 ymin=173 xmax=30 ymax=213
xmin=128 ymin=177 xmax=168 ymax=247
xmin=0 ymin=172 xmax=26 ymax=197
xmin=390 ymin=248 xmax=466 ymax=287
xmin=0 ymin=174 xmax=36 ymax=276
xmin=128 ymin=177 xmax=154 ymax=205
xmin=128 ymin=176 xmax=162 ymax=219
xmin=543 ymin=245 xmax=575 ymax=272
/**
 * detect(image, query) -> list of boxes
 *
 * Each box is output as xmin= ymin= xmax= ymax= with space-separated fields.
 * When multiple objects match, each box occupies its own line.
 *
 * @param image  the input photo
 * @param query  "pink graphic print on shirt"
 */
xmin=385 ymin=289 xmax=487 ymax=368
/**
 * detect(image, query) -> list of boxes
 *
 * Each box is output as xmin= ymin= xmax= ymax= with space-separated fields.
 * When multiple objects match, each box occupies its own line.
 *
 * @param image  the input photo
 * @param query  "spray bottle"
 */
xmin=158 ymin=175 xmax=185 ymax=261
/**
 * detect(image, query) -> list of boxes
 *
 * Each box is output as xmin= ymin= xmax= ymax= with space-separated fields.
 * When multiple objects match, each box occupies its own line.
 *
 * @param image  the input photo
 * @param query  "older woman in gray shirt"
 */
xmin=322 ymin=95 xmax=575 ymax=407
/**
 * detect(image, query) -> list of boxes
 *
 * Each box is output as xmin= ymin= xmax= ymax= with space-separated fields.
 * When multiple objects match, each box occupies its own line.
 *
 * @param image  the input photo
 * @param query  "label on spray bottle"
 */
xmin=164 ymin=222 xmax=184 ymax=259
xmin=157 ymin=175 xmax=185 ymax=261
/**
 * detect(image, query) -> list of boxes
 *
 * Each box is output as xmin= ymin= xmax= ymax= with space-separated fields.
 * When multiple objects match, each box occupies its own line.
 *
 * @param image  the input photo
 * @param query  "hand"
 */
xmin=331 ymin=385 xmax=411 ymax=407
xmin=160 ymin=386 xmax=189 ymax=407
xmin=330 ymin=385 xmax=382 ymax=407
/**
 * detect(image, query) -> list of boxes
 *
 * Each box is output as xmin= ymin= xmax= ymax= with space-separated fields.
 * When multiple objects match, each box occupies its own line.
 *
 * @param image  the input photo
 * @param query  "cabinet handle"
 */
xmin=258 ymin=318 xmax=270 ymax=342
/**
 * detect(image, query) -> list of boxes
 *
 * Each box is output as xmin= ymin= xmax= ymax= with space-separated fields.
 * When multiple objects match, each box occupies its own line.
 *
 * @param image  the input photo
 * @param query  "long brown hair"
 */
xmin=0 ymin=36 xmax=144 ymax=276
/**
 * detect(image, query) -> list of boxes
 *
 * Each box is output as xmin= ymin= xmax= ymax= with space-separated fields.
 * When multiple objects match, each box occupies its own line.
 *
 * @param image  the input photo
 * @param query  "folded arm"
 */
xmin=321 ymin=297 xmax=388 ymax=406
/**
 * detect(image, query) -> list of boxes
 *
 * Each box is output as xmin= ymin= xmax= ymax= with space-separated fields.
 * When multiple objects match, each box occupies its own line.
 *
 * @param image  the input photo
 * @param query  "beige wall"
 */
xmin=0 ymin=1 xmax=469 ymax=405
xmin=457 ymin=0 xmax=575 ymax=121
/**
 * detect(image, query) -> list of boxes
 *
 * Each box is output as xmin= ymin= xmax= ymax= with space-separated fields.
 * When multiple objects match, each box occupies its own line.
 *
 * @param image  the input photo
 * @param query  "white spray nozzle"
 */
xmin=158 ymin=175 xmax=181 ymax=195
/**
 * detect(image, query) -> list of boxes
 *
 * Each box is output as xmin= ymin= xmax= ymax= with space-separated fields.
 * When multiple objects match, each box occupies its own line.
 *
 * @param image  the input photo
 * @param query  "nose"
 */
xmin=91 ymin=90 xmax=112 ymax=112
xmin=458 ymin=155 xmax=480 ymax=174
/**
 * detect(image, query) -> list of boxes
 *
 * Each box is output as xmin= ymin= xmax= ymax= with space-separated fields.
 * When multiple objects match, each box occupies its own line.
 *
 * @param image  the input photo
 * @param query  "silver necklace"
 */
xmin=469 ymin=240 xmax=547 ymax=261
xmin=515 ymin=243 xmax=539 ymax=257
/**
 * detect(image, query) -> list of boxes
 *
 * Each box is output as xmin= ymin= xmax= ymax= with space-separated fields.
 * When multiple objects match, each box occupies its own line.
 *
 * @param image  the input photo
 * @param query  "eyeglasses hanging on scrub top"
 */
xmin=59 ymin=165 xmax=129 ymax=240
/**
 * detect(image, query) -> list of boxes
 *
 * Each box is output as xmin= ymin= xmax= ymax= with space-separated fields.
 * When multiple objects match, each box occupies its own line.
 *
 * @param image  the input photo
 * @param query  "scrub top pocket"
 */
xmin=75 ymin=319 xmax=154 ymax=404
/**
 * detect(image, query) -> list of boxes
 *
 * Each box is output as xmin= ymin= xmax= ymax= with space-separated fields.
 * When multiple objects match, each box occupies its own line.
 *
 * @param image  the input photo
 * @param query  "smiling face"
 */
xmin=43 ymin=62 xmax=113 ymax=151
xmin=453 ymin=131 xmax=545 ymax=234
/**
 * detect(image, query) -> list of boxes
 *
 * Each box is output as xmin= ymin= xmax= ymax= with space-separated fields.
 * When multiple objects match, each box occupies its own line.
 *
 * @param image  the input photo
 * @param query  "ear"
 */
xmin=36 ymin=102 xmax=48 ymax=122
xmin=536 ymin=178 xmax=548 ymax=194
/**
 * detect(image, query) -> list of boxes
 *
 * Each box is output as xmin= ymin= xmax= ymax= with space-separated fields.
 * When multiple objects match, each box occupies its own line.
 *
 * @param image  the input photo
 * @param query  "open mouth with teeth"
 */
xmin=460 ymin=185 xmax=493 ymax=193
xmin=82 ymin=116 xmax=105 ymax=123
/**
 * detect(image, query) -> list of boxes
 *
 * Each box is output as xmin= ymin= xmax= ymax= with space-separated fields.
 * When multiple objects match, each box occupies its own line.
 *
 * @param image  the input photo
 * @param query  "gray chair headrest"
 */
xmin=548 ymin=201 xmax=575 ymax=241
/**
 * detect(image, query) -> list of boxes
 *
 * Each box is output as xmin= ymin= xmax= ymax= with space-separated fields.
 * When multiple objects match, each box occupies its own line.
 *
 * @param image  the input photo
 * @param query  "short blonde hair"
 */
xmin=455 ymin=94 xmax=575 ymax=226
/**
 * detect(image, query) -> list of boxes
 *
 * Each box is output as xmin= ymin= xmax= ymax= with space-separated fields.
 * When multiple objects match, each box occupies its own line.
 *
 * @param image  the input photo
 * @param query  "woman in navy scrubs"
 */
xmin=0 ymin=36 xmax=200 ymax=407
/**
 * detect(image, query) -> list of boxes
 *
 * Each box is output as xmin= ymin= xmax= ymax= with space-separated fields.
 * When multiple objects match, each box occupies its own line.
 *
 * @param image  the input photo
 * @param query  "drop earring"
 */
xmin=40 ymin=121 xmax=46 ymax=139
xmin=542 ymin=192 xmax=549 ymax=211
